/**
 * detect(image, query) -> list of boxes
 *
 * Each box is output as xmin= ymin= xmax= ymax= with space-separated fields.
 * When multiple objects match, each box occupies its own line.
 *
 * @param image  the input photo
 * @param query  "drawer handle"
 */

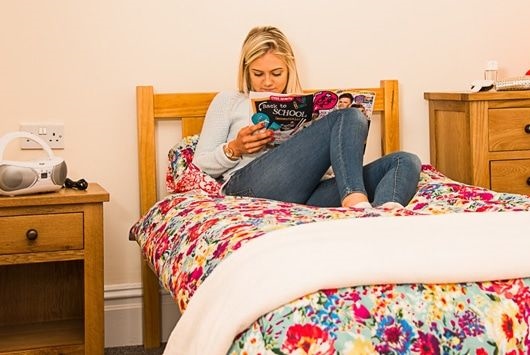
xmin=527 ymin=177 xmax=530 ymax=186
xmin=525 ymin=124 xmax=530 ymax=134
xmin=26 ymin=229 xmax=38 ymax=241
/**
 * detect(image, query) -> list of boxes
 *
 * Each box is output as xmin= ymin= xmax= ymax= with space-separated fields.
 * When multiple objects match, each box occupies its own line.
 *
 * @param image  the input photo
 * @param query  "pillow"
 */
xmin=166 ymin=135 xmax=221 ymax=195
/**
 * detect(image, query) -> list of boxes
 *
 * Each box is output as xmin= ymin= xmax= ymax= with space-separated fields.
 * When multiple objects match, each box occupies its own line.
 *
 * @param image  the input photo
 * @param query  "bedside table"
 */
xmin=425 ymin=90 xmax=530 ymax=195
xmin=0 ymin=183 xmax=109 ymax=354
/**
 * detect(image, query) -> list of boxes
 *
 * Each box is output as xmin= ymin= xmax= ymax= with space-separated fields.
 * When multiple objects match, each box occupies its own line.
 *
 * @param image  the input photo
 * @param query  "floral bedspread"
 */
xmin=130 ymin=165 xmax=530 ymax=354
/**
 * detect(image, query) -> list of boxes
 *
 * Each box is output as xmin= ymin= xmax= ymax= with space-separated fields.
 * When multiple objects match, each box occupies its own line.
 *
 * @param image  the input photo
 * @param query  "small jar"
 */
xmin=484 ymin=60 xmax=498 ymax=82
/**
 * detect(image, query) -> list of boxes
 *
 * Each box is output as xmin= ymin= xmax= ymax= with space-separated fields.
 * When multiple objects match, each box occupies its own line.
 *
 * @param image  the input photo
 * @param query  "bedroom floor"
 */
xmin=104 ymin=344 xmax=165 ymax=354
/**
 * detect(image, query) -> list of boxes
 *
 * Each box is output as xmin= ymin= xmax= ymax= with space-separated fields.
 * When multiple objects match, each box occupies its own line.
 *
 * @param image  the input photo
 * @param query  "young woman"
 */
xmin=193 ymin=26 xmax=421 ymax=208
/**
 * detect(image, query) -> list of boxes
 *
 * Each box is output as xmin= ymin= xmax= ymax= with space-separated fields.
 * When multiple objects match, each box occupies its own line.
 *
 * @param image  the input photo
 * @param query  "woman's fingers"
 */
xmin=241 ymin=124 xmax=274 ymax=152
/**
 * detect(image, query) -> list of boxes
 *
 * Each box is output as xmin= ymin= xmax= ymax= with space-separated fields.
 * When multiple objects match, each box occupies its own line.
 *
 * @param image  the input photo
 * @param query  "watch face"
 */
xmin=225 ymin=145 xmax=235 ymax=158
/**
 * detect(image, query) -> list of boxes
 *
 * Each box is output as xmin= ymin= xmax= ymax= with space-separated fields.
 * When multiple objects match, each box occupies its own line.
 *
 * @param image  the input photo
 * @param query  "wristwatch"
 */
xmin=223 ymin=143 xmax=240 ymax=161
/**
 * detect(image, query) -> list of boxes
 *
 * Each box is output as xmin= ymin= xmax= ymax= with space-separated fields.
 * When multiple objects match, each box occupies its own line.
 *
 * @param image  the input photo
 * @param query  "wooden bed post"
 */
xmin=380 ymin=80 xmax=400 ymax=154
xmin=136 ymin=86 xmax=162 ymax=348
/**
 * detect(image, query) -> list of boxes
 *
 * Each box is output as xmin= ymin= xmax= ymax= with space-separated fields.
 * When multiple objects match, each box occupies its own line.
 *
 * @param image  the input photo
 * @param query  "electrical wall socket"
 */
xmin=19 ymin=123 xmax=65 ymax=149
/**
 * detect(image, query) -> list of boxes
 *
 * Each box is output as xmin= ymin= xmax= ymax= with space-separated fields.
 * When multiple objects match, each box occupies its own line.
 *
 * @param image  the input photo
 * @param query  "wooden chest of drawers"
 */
xmin=424 ymin=90 xmax=530 ymax=195
xmin=0 ymin=183 xmax=109 ymax=354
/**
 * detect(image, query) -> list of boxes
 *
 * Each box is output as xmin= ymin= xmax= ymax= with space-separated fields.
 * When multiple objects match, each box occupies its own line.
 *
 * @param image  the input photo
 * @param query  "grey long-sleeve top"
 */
xmin=192 ymin=91 xmax=267 ymax=182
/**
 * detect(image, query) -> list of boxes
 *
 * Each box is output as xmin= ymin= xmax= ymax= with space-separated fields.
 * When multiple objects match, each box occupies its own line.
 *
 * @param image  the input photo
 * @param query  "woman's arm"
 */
xmin=193 ymin=91 xmax=244 ymax=178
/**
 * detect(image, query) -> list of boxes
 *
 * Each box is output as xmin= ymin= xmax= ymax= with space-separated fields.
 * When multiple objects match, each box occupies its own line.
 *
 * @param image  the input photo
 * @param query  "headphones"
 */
xmin=64 ymin=177 xmax=88 ymax=190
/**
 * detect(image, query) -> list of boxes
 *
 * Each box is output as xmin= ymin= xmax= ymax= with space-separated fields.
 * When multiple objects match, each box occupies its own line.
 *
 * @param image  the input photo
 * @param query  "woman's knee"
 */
xmin=396 ymin=151 xmax=421 ymax=174
xmin=331 ymin=108 xmax=369 ymax=135
xmin=327 ymin=107 xmax=366 ymax=124
xmin=346 ymin=107 xmax=368 ymax=126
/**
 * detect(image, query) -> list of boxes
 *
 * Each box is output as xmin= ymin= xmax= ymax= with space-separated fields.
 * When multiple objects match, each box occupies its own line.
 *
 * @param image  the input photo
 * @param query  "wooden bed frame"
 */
xmin=135 ymin=79 xmax=400 ymax=347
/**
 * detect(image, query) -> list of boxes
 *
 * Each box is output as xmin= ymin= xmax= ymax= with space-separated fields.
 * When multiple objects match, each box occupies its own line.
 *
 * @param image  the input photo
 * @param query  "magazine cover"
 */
xmin=313 ymin=89 xmax=376 ymax=121
xmin=249 ymin=89 xmax=375 ymax=146
xmin=250 ymin=92 xmax=314 ymax=146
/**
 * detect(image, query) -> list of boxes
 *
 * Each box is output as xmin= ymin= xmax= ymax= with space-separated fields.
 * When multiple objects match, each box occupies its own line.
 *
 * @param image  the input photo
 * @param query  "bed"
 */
xmin=130 ymin=80 xmax=530 ymax=355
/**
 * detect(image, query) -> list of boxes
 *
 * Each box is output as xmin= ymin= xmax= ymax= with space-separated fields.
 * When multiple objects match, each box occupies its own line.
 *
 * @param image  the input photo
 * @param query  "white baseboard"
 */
xmin=104 ymin=283 xmax=180 ymax=348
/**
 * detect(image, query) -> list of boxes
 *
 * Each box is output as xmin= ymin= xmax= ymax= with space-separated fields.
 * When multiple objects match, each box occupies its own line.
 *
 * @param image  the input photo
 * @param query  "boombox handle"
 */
xmin=0 ymin=131 xmax=55 ymax=160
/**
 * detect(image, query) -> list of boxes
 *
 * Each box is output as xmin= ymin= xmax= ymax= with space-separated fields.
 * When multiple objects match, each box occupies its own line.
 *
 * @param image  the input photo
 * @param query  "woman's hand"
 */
xmin=228 ymin=122 xmax=274 ymax=157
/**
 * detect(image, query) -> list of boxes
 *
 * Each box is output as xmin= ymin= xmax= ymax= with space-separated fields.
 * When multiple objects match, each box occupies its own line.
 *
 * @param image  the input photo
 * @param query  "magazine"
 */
xmin=249 ymin=92 xmax=314 ymax=146
xmin=313 ymin=89 xmax=376 ymax=121
xmin=250 ymin=89 xmax=375 ymax=146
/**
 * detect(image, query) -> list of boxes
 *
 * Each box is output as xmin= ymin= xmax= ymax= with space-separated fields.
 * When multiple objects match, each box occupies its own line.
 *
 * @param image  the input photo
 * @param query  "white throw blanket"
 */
xmin=163 ymin=211 xmax=530 ymax=355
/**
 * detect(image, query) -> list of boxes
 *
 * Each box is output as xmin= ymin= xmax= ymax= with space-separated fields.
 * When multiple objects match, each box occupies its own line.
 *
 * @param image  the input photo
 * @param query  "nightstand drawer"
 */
xmin=0 ymin=213 xmax=83 ymax=254
xmin=490 ymin=159 xmax=530 ymax=195
xmin=488 ymin=108 xmax=530 ymax=152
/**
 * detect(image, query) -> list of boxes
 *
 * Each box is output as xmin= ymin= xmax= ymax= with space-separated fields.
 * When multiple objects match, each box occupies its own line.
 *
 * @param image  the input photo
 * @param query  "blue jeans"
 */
xmin=223 ymin=108 xmax=421 ymax=207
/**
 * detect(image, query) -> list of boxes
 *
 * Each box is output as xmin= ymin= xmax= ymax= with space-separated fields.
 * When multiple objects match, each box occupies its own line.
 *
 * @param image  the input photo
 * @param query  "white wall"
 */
xmin=2 ymin=0 xmax=530 ymax=345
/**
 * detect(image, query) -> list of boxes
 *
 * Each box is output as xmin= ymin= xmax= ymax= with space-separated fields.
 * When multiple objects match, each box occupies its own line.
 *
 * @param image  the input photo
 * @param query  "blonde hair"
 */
xmin=238 ymin=26 xmax=302 ymax=94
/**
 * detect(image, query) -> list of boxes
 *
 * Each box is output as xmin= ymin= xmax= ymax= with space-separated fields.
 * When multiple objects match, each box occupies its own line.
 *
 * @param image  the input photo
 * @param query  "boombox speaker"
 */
xmin=0 ymin=131 xmax=67 ymax=196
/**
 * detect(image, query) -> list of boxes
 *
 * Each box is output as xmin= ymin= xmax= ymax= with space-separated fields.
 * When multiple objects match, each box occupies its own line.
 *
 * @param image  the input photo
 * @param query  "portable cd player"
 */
xmin=0 ymin=131 xmax=67 ymax=196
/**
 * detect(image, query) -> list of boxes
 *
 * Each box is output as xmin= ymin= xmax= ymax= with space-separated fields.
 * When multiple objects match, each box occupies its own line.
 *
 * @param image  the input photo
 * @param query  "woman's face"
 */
xmin=248 ymin=51 xmax=288 ymax=93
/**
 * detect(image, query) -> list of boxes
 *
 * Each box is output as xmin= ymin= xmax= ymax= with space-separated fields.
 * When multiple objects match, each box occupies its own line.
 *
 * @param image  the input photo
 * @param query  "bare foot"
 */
xmin=380 ymin=201 xmax=404 ymax=210
xmin=342 ymin=192 xmax=369 ymax=208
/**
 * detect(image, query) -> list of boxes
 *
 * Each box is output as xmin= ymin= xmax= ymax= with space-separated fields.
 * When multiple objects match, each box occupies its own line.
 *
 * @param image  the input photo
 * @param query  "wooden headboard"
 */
xmin=135 ymin=79 xmax=400 ymax=348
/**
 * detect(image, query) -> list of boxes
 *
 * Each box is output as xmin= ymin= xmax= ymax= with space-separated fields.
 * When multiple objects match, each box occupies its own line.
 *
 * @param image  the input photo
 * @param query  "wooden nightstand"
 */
xmin=425 ymin=90 xmax=530 ymax=195
xmin=0 ymin=183 xmax=109 ymax=354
